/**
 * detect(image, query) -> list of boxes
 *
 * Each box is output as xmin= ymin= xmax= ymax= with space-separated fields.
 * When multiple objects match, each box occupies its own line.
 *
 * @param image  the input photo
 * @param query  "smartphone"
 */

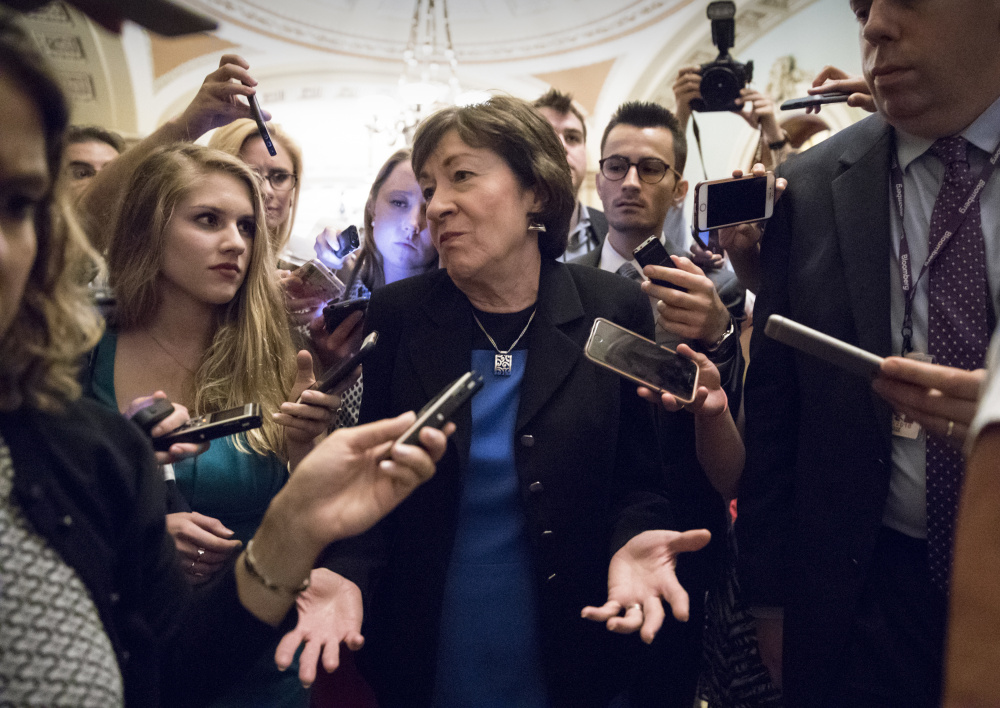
xmin=323 ymin=296 xmax=370 ymax=333
xmin=153 ymin=403 xmax=263 ymax=451
xmin=584 ymin=318 xmax=699 ymax=403
xmin=248 ymin=93 xmax=276 ymax=156
xmin=395 ymin=371 xmax=484 ymax=448
xmin=780 ymin=93 xmax=850 ymax=111
xmin=307 ymin=331 xmax=378 ymax=396
xmin=333 ymin=225 xmax=360 ymax=259
xmin=763 ymin=314 xmax=884 ymax=379
xmin=694 ymin=173 xmax=775 ymax=231
xmin=292 ymin=259 xmax=346 ymax=302
xmin=632 ymin=235 xmax=686 ymax=292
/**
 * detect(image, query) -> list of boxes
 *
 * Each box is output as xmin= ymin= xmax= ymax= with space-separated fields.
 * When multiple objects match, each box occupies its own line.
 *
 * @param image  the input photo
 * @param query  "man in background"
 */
xmin=61 ymin=124 xmax=125 ymax=199
xmin=533 ymin=89 xmax=609 ymax=261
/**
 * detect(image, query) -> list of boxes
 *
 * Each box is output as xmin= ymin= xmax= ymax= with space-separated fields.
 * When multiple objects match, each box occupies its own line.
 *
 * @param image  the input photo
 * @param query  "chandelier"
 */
xmin=399 ymin=0 xmax=460 ymax=112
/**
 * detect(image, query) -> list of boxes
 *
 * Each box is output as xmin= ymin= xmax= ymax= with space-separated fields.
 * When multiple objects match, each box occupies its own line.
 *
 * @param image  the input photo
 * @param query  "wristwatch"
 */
xmin=703 ymin=319 xmax=736 ymax=353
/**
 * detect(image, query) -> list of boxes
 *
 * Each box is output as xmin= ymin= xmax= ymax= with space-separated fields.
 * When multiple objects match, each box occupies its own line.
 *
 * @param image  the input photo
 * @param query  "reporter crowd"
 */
xmin=1 ymin=1 xmax=999 ymax=707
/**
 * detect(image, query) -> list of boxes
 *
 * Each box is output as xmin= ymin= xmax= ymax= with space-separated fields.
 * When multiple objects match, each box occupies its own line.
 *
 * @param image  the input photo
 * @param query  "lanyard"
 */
xmin=890 ymin=136 xmax=1000 ymax=355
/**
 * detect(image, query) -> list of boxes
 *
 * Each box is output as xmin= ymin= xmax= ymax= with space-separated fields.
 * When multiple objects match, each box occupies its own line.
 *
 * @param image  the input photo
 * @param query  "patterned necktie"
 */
xmin=615 ymin=261 xmax=643 ymax=282
xmin=925 ymin=136 xmax=990 ymax=593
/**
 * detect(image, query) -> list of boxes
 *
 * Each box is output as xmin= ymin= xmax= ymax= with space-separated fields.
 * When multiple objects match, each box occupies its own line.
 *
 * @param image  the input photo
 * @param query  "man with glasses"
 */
xmin=580 ymin=100 xmax=741 ymax=708
xmin=586 ymin=101 xmax=736 ymax=357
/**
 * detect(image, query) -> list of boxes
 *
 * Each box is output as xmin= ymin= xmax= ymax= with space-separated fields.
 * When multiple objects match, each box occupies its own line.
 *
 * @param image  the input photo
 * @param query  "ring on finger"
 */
xmin=946 ymin=420 xmax=955 ymax=438
xmin=197 ymin=548 xmax=205 ymax=558
xmin=626 ymin=603 xmax=643 ymax=612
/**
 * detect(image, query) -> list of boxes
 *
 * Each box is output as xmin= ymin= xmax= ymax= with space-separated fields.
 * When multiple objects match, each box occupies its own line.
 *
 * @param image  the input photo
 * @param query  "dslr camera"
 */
xmin=690 ymin=1 xmax=753 ymax=113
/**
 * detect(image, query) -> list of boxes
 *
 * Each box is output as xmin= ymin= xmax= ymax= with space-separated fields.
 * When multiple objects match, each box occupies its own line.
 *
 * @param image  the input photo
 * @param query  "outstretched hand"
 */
xmin=276 ymin=569 xmax=364 ymax=687
xmin=275 ymin=411 xmax=453 ymax=551
xmin=581 ymin=529 xmax=711 ymax=644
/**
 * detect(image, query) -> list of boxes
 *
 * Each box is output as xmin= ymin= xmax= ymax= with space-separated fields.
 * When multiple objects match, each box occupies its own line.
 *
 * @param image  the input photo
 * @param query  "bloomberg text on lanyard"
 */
xmin=890 ymin=136 xmax=1000 ymax=356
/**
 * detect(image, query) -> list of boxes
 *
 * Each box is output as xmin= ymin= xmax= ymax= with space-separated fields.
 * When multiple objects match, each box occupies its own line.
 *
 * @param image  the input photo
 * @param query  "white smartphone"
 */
xmin=764 ymin=314 xmax=884 ymax=379
xmin=694 ymin=172 xmax=775 ymax=231
xmin=584 ymin=318 xmax=699 ymax=404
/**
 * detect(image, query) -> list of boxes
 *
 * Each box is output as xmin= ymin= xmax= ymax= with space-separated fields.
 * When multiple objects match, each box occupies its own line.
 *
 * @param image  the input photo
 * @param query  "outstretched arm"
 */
xmin=77 ymin=54 xmax=265 ymax=250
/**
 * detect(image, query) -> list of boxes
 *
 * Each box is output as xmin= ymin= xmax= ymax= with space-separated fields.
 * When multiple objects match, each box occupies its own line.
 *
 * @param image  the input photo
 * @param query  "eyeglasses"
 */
xmin=598 ymin=156 xmax=680 ymax=184
xmin=254 ymin=170 xmax=298 ymax=192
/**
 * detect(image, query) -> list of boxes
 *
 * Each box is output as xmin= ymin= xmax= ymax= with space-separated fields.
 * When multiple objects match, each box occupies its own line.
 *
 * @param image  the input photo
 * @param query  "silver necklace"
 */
xmin=147 ymin=331 xmax=197 ymax=376
xmin=472 ymin=308 xmax=536 ymax=376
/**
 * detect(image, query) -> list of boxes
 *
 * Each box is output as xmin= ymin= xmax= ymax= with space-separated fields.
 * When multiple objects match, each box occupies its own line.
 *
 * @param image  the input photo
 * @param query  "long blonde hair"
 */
xmin=0 ymin=12 xmax=104 ymax=413
xmin=208 ymin=119 xmax=302 ymax=254
xmin=106 ymin=144 xmax=295 ymax=457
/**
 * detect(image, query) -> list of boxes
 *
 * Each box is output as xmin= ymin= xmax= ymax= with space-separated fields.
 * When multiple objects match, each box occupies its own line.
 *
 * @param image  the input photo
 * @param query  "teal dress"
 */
xmin=86 ymin=330 xmax=307 ymax=708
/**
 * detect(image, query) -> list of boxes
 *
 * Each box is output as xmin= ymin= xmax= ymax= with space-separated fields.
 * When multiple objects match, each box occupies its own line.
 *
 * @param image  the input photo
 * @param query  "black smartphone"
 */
xmin=395 ymin=371 xmax=484 ymax=448
xmin=780 ymin=93 xmax=850 ymax=111
xmin=153 ymin=403 xmax=263 ymax=450
xmin=131 ymin=398 xmax=176 ymax=436
xmin=763 ymin=315 xmax=884 ymax=379
xmin=694 ymin=173 xmax=775 ymax=231
xmin=307 ymin=331 xmax=378 ymax=397
xmin=248 ymin=93 xmax=276 ymax=156
xmin=333 ymin=225 xmax=360 ymax=259
xmin=633 ymin=235 xmax=686 ymax=292
xmin=323 ymin=296 xmax=370 ymax=333
xmin=584 ymin=318 xmax=699 ymax=403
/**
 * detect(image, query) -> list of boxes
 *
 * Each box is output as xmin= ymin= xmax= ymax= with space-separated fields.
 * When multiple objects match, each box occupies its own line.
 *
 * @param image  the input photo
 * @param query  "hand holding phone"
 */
xmin=779 ymin=93 xmax=849 ymax=111
xmin=694 ymin=172 xmax=775 ymax=231
xmin=585 ymin=318 xmax=699 ymax=404
xmin=131 ymin=397 xmax=176 ymax=436
xmin=395 ymin=372 xmax=484 ymax=448
xmin=153 ymin=403 xmax=263 ymax=451
xmin=291 ymin=259 xmax=346 ymax=302
xmin=304 ymin=331 xmax=378 ymax=399
xmin=323 ymin=296 xmax=370 ymax=333
xmin=633 ymin=235 xmax=687 ymax=292
xmin=764 ymin=314 xmax=884 ymax=378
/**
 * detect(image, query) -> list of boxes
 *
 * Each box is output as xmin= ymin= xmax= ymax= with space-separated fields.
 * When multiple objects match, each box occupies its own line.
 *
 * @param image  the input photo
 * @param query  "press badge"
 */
xmin=891 ymin=351 xmax=935 ymax=439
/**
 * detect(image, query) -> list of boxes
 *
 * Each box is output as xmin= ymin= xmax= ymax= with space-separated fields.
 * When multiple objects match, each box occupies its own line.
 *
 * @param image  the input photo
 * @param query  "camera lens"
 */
xmin=701 ymin=65 xmax=741 ymax=108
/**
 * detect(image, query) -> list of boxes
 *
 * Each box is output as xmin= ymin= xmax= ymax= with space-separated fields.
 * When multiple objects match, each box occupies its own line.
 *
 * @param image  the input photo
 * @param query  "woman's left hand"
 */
xmin=277 ymin=350 xmax=340 ymax=470
xmin=581 ymin=529 xmax=712 ymax=644
xmin=637 ymin=343 xmax=727 ymax=416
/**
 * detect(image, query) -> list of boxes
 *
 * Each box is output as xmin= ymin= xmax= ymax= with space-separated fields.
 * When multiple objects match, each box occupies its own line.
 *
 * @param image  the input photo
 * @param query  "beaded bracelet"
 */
xmin=243 ymin=539 xmax=311 ymax=595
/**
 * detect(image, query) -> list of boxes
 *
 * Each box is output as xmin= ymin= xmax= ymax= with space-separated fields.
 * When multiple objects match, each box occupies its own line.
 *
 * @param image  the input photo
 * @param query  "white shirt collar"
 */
xmin=895 ymin=93 xmax=1000 ymax=171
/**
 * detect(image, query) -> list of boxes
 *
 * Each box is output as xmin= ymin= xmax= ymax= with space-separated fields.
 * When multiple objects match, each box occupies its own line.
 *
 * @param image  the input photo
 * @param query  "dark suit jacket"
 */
xmin=325 ymin=259 xmax=687 ymax=707
xmin=737 ymin=114 xmax=898 ymax=706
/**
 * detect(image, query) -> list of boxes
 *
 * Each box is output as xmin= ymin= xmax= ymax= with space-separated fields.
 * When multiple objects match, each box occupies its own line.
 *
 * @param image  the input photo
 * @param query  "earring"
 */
xmin=527 ymin=221 xmax=546 ymax=233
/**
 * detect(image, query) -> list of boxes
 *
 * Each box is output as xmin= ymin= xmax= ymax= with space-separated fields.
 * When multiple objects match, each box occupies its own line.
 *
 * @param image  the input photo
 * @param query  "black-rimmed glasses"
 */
xmin=254 ymin=170 xmax=298 ymax=192
xmin=598 ymin=156 xmax=680 ymax=184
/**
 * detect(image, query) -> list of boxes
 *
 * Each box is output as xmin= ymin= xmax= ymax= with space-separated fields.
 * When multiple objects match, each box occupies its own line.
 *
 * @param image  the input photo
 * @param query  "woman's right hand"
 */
xmin=637 ymin=343 xmax=728 ymax=416
xmin=165 ymin=511 xmax=242 ymax=585
xmin=124 ymin=391 xmax=208 ymax=465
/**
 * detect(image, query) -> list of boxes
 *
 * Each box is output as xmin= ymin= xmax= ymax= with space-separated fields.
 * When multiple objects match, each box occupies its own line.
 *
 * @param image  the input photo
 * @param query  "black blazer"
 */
xmin=736 ymin=114 xmax=898 ymax=706
xmin=326 ymin=259 xmax=685 ymax=707
xmin=1 ymin=397 xmax=277 ymax=707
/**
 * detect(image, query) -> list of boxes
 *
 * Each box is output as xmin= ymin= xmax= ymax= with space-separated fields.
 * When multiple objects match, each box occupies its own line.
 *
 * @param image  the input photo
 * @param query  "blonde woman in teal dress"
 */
xmin=86 ymin=143 xmax=338 ymax=707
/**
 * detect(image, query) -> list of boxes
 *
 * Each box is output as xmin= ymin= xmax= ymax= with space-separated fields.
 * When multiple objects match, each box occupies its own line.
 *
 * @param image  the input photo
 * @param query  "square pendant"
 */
xmin=494 ymin=353 xmax=513 ymax=376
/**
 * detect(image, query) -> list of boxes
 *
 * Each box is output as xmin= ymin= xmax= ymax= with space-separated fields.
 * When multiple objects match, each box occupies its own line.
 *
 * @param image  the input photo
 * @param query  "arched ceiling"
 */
xmin=184 ymin=0 xmax=700 ymax=63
